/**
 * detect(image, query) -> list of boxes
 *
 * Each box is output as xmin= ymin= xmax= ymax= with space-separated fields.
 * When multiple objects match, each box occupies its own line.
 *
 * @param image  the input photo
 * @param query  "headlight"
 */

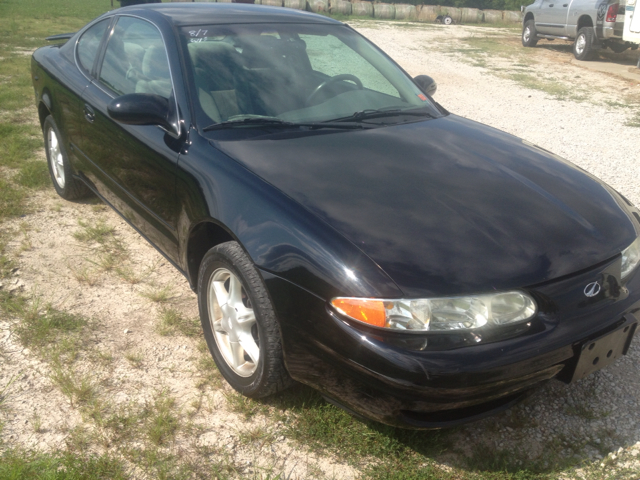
xmin=621 ymin=237 xmax=640 ymax=280
xmin=331 ymin=291 xmax=536 ymax=332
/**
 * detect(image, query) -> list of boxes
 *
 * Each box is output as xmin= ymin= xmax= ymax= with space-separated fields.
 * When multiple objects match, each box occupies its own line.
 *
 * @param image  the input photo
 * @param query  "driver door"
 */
xmin=79 ymin=15 xmax=182 ymax=262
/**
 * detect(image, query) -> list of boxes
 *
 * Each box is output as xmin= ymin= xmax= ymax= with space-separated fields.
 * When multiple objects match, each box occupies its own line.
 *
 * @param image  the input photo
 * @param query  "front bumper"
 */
xmin=262 ymin=256 xmax=640 ymax=429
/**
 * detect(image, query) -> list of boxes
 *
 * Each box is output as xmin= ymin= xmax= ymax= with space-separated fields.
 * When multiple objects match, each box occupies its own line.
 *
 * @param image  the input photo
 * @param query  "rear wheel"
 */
xmin=573 ymin=27 xmax=596 ymax=60
xmin=522 ymin=20 xmax=538 ymax=47
xmin=197 ymin=241 xmax=292 ymax=397
xmin=43 ymin=115 xmax=91 ymax=200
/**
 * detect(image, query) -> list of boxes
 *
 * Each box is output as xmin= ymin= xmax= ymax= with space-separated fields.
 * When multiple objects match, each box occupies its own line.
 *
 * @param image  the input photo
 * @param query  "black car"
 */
xmin=32 ymin=3 xmax=640 ymax=429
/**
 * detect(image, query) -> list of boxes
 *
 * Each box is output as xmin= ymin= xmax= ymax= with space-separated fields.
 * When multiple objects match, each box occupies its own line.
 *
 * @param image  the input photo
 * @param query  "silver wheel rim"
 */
xmin=208 ymin=268 xmax=259 ymax=377
xmin=444 ymin=16 xmax=452 ymax=25
xmin=48 ymin=127 xmax=66 ymax=189
xmin=523 ymin=26 xmax=531 ymax=42
xmin=575 ymin=34 xmax=586 ymax=55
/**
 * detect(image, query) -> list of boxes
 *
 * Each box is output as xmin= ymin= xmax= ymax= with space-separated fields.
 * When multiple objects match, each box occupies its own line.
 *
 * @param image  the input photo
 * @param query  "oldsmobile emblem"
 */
xmin=584 ymin=281 xmax=601 ymax=297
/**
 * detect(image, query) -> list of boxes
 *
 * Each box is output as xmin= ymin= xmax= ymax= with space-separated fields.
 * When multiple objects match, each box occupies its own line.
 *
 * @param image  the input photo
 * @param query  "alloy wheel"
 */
xmin=575 ymin=34 xmax=586 ymax=55
xmin=48 ymin=127 xmax=66 ymax=189
xmin=207 ymin=268 xmax=259 ymax=377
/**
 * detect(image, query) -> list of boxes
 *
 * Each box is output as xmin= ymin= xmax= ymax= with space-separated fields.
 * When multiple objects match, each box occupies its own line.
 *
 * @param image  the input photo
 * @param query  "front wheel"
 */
xmin=197 ymin=241 xmax=292 ymax=398
xmin=43 ymin=116 xmax=91 ymax=200
xmin=522 ymin=20 xmax=538 ymax=47
xmin=573 ymin=27 xmax=596 ymax=60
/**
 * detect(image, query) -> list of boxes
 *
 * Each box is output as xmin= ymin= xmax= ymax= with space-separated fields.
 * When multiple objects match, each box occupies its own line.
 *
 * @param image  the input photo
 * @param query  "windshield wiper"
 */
xmin=331 ymin=108 xmax=436 ymax=123
xmin=203 ymin=118 xmax=365 ymax=132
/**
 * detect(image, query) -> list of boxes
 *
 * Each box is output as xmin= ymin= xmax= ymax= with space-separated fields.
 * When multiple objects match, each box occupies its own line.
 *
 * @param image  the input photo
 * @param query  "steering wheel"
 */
xmin=306 ymin=74 xmax=363 ymax=105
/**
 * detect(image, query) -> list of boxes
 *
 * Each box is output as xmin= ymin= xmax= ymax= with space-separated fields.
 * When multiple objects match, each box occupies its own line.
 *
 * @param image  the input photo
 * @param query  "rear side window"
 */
xmin=77 ymin=19 xmax=110 ymax=74
xmin=98 ymin=16 xmax=172 ymax=99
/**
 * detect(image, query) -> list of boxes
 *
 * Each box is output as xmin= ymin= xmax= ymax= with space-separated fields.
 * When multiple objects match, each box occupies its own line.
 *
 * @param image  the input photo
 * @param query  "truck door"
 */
xmin=536 ymin=0 xmax=571 ymax=34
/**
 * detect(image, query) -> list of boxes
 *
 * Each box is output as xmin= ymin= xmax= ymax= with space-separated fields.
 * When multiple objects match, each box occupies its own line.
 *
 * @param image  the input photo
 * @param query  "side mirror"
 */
xmin=108 ymin=94 xmax=174 ymax=132
xmin=413 ymin=75 xmax=437 ymax=97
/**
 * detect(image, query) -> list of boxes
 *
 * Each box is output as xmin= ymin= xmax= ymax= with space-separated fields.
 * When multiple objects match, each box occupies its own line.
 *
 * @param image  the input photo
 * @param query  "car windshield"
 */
xmin=180 ymin=23 xmax=441 ymax=127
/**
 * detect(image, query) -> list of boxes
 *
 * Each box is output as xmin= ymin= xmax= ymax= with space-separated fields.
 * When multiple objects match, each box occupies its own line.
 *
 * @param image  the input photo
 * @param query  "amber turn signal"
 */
xmin=331 ymin=298 xmax=386 ymax=327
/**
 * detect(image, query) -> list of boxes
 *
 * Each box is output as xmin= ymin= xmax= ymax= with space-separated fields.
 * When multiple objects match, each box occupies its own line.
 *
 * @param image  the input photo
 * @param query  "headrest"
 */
xmin=142 ymin=44 xmax=170 ymax=79
xmin=188 ymin=41 xmax=239 ymax=68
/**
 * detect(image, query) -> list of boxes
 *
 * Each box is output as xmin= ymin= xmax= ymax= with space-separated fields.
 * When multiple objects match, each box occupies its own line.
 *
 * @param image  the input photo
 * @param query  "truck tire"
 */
xmin=573 ymin=27 xmax=595 ymax=60
xmin=522 ymin=20 xmax=538 ymax=47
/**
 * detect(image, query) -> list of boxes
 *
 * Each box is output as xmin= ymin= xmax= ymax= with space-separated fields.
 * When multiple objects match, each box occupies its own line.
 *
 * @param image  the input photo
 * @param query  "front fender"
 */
xmin=176 ymin=131 xmax=403 ymax=300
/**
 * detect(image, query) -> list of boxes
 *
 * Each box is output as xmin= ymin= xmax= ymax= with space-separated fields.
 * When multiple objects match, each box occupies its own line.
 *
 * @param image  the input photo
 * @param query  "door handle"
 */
xmin=83 ymin=104 xmax=95 ymax=123
xmin=563 ymin=3 xmax=568 ymax=6
xmin=548 ymin=4 xmax=554 ymax=6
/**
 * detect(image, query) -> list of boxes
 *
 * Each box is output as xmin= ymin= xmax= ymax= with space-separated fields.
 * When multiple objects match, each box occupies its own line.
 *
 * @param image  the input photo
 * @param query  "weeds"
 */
xmin=124 ymin=350 xmax=144 ymax=369
xmin=11 ymin=300 xmax=88 ymax=352
xmin=625 ymin=111 xmax=640 ymax=128
xmin=146 ymin=393 xmax=180 ymax=446
xmin=157 ymin=308 xmax=200 ymax=337
xmin=0 ymin=448 xmax=127 ymax=480
xmin=69 ymin=264 xmax=100 ymax=286
xmin=50 ymin=365 xmax=97 ymax=407
xmin=141 ymin=285 xmax=174 ymax=303
xmin=73 ymin=219 xmax=115 ymax=244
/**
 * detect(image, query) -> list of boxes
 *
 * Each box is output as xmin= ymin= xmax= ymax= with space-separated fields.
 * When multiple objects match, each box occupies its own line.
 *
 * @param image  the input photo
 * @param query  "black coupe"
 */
xmin=31 ymin=3 xmax=640 ymax=428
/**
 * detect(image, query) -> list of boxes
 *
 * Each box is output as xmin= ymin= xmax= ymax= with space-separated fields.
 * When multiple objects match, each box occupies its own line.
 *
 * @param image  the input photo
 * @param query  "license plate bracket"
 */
xmin=571 ymin=321 xmax=637 ymax=382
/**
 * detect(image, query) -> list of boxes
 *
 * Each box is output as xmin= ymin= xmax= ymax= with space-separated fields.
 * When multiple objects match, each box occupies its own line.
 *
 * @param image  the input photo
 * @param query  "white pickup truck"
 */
xmin=522 ymin=0 xmax=639 ymax=59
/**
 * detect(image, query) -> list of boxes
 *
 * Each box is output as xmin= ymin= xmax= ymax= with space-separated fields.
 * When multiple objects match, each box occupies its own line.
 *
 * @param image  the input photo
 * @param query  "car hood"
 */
xmin=212 ymin=115 xmax=637 ymax=297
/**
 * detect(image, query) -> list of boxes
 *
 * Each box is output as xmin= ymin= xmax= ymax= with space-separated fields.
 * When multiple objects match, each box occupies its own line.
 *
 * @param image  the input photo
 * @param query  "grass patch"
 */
xmin=146 ymin=393 xmax=180 ymax=446
xmin=508 ymin=72 xmax=582 ymax=101
xmin=15 ymin=160 xmax=50 ymax=189
xmin=69 ymin=264 xmax=101 ymax=286
xmin=11 ymin=300 xmax=88 ymax=352
xmin=0 ymin=449 xmax=127 ymax=480
xmin=50 ymin=366 xmax=97 ymax=406
xmin=0 ymin=177 xmax=27 ymax=219
xmin=73 ymin=219 xmax=116 ymax=244
xmin=141 ymin=285 xmax=174 ymax=303
xmin=0 ymin=123 xmax=42 ymax=169
xmin=124 ymin=350 xmax=144 ymax=368
xmin=625 ymin=110 xmax=640 ymax=128
xmin=157 ymin=308 xmax=201 ymax=337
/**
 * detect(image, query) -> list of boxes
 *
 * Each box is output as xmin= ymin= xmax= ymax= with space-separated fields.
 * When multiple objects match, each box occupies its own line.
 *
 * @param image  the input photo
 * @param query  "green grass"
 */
xmin=10 ymin=301 xmax=88 ymax=351
xmin=146 ymin=394 xmax=180 ymax=446
xmin=73 ymin=219 xmax=116 ymax=244
xmin=0 ymin=449 xmax=127 ymax=480
xmin=625 ymin=111 xmax=640 ymax=127
xmin=141 ymin=285 xmax=174 ymax=303
xmin=50 ymin=366 xmax=98 ymax=406
xmin=157 ymin=307 xmax=201 ymax=337
xmin=15 ymin=160 xmax=50 ymax=189
xmin=0 ymin=177 xmax=28 ymax=219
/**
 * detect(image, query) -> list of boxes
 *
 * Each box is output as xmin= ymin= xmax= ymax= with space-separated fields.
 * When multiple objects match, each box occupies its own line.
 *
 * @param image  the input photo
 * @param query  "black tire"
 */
xmin=522 ymin=20 xmax=538 ymax=47
xmin=197 ymin=241 xmax=292 ymax=398
xmin=573 ymin=27 xmax=596 ymax=61
xmin=43 ymin=115 xmax=91 ymax=200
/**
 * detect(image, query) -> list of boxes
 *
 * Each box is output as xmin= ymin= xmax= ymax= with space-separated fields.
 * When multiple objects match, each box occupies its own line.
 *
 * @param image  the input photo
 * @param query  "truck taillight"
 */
xmin=606 ymin=3 xmax=619 ymax=22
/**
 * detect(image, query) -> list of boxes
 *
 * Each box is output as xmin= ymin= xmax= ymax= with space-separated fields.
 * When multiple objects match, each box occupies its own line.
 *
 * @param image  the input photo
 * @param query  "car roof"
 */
xmin=116 ymin=3 xmax=343 ymax=26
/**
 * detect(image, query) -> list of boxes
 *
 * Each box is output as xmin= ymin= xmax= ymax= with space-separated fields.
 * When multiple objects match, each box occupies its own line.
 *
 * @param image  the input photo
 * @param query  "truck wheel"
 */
xmin=522 ymin=20 xmax=538 ymax=47
xmin=573 ymin=27 xmax=595 ymax=60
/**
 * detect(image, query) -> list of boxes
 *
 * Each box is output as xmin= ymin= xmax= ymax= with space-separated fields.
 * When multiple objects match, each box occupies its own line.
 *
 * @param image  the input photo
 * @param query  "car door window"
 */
xmin=77 ymin=19 xmax=110 ymax=74
xmin=98 ymin=16 xmax=172 ymax=99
